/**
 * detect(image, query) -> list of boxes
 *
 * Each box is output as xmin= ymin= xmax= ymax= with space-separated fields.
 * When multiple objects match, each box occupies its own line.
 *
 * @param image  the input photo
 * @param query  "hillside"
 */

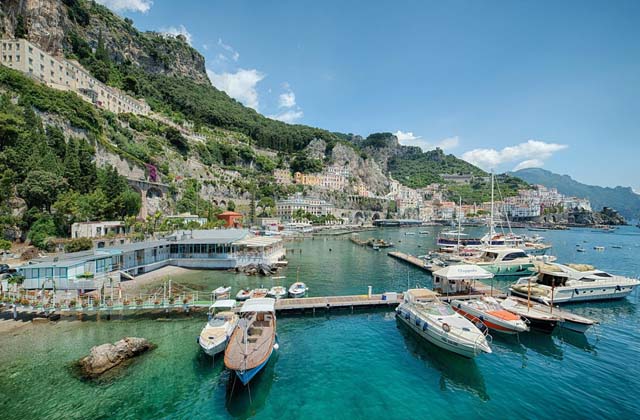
xmin=512 ymin=168 xmax=640 ymax=219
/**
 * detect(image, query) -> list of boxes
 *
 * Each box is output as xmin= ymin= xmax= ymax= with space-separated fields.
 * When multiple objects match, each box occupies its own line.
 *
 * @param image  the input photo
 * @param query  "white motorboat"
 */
xmin=251 ymin=288 xmax=269 ymax=299
xmin=419 ymin=230 xmax=430 ymax=235
xmin=199 ymin=300 xmax=239 ymax=357
xmin=288 ymin=282 xmax=307 ymax=298
xmin=451 ymin=297 xmax=529 ymax=335
xmin=510 ymin=262 xmax=640 ymax=304
xmin=236 ymin=288 xmax=251 ymax=301
xmin=268 ymin=286 xmax=287 ymax=299
xmin=396 ymin=289 xmax=492 ymax=358
xmin=212 ymin=286 xmax=231 ymax=299
xmin=459 ymin=247 xmax=554 ymax=278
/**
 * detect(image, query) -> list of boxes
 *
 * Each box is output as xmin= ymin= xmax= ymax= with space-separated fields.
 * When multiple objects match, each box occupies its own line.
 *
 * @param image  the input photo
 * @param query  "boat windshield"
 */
xmin=208 ymin=315 xmax=230 ymax=327
xmin=419 ymin=303 xmax=455 ymax=316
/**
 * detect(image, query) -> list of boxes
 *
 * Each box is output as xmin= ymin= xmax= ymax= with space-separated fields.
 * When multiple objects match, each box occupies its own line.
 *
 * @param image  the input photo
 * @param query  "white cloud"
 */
xmin=278 ymin=89 xmax=296 ymax=108
xmin=461 ymin=140 xmax=568 ymax=171
xmin=394 ymin=131 xmax=459 ymax=151
xmin=96 ymin=0 xmax=153 ymax=13
xmin=513 ymin=159 xmax=545 ymax=171
xmin=208 ymin=68 xmax=265 ymax=110
xmin=160 ymin=24 xmax=192 ymax=45
xmin=268 ymin=109 xmax=304 ymax=123
xmin=218 ymin=38 xmax=240 ymax=62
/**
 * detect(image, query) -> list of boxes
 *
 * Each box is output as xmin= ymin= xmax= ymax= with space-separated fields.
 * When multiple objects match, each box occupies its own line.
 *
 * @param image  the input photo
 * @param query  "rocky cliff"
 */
xmin=0 ymin=0 xmax=209 ymax=84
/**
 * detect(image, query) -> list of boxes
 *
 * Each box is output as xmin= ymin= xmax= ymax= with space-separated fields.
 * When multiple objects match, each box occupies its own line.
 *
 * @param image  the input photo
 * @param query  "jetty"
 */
xmin=275 ymin=293 xmax=402 ymax=313
xmin=388 ymin=251 xmax=432 ymax=271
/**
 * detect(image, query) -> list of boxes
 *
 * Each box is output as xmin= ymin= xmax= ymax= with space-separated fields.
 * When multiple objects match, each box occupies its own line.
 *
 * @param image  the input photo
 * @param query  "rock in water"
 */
xmin=79 ymin=337 xmax=154 ymax=378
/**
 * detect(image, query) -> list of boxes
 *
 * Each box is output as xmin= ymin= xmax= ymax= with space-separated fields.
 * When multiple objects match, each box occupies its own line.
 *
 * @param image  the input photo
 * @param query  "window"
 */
xmin=29 ymin=46 xmax=33 ymax=53
xmin=29 ymin=57 xmax=32 ymax=64
xmin=16 ymin=55 xmax=20 ymax=62
xmin=502 ymin=252 xmax=528 ymax=261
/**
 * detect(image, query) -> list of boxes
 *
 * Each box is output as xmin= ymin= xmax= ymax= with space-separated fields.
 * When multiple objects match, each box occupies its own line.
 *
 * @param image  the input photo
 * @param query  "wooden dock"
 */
xmin=274 ymin=293 xmax=403 ymax=313
xmin=388 ymin=251 xmax=432 ymax=271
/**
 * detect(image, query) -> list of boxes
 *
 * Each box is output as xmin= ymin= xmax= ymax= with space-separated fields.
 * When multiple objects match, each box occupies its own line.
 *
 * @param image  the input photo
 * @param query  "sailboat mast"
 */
xmin=457 ymin=196 xmax=462 ymax=254
xmin=490 ymin=171 xmax=495 ymax=239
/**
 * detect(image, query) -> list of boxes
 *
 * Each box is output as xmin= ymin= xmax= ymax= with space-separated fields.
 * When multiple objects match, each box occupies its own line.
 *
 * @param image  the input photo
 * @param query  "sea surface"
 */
xmin=1 ymin=226 xmax=639 ymax=419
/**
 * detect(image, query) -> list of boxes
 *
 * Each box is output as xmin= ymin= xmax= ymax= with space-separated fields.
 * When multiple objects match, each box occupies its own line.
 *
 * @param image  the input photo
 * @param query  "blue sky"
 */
xmin=99 ymin=0 xmax=640 ymax=190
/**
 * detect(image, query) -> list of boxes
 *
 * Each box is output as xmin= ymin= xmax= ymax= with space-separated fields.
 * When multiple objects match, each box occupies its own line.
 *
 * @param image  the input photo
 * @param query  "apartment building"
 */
xmin=1 ymin=38 xmax=150 ymax=116
xmin=276 ymin=193 xmax=334 ymax=220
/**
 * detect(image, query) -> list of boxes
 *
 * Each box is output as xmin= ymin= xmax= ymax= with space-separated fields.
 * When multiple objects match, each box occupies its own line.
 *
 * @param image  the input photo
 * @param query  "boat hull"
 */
xmin=396 ymin=310 xmax=481 ymax=358
xmin=452 ymin=306 xmax=525 ymax=335
xmin=199 ymin=338 xmax=227 ymax=357
xmin=559 ymin=320 xmax=592 ymax=334
xmin=481 ymin=263 xmax=534 ymax=278
xmin=510 ymin=286 xmax=635 ymax=304
xmin=521 ymin=316 xmax=557 ymax=334
xmin=234 ymin=343 xmax=275 ymax=385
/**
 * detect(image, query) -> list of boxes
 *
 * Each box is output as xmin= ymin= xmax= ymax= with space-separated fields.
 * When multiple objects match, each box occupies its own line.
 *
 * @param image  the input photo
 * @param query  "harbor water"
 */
xmin=1 ymin=226 xmax=639 ymax=419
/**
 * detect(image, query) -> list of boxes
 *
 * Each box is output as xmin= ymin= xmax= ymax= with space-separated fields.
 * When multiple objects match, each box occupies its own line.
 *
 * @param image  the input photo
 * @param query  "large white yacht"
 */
xmin=510 ymin=262 xmax=640 ymax=304
xmin=396 ymin=289 xmax=492 ymax=358
xmin=459 ymin=247 xmax=554 ymax=279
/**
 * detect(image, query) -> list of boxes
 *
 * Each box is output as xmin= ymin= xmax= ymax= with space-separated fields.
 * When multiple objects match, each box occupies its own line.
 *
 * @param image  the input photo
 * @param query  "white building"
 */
xmin=71 ymin=221 xmax=127 ymax=239
xmin=276 ymin=193 xmax=334 ymax=220
xmin=1 ymin=38 xmax=150 ymax=115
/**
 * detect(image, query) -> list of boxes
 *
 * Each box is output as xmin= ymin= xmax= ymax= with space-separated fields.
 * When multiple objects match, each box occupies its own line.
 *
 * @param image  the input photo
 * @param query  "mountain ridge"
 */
xmin=512 ymin=168 xmax=640 ymax=219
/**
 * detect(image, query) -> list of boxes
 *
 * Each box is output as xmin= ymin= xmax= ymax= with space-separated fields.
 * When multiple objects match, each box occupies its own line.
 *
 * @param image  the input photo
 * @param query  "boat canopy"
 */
xmin=406 ymin=289 xmax=439 ymax=300
xmin=210 ymin=299 xmax=237 ymax=310
xmin=433 ymin=264 xmax=494 ymax=280
xmin=240 ymin=297 xmax=276 ymax=313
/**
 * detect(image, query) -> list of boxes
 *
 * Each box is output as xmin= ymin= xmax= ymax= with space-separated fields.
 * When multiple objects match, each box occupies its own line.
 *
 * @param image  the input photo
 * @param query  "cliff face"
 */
xmin=0 ymin=0 xmax=209 ymax=84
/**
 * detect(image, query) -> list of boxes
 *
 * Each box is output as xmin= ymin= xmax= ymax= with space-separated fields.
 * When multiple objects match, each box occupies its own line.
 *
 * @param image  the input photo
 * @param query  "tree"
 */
xmin=65 ymin=237 xmax=93 ymax=253
xmin=0 ymin=239 xmax=11 ymax=251
xmin=226 ymin=200 xmax=236 ymax=211
xmin=27 ymin=215 xmax=57 ymax=250
xmin=14 ymin=15 xmax=27 ymax=38
xmin=17 ymin=170 xmax=67 ymax=210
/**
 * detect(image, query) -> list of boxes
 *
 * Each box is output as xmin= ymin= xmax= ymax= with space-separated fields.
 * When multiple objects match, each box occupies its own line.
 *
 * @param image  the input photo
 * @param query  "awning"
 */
xmin=239 ymin=298 xmax=276 ymax=313
xmin=210 ymin=299 xmax=237 ymax=309
xmin=433 ymin=264 xmax=494 ymax=280
xmin=233 ymin=236 xmax=282 ymax=248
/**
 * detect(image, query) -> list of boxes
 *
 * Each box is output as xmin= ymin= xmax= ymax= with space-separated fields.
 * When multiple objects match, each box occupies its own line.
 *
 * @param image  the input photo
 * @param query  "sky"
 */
xmin=98 ymin=0 xmax=640 ymax=191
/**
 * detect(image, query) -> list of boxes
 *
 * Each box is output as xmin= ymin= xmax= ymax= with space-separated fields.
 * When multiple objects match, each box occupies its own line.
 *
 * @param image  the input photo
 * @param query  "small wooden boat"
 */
xmin=506 ymin=296 xmax=596 ymax=333
xmin=288 ymin=282 xmax=307 ymax=298
xmin=236 ymin=289 xmax=251 ymax=301
xmin=199 ymin=300 xmax=238 ymax=357
xmin=251 ymin=288 xmax=269 ymax=299
xmin=577 ymin=248 xmax=586 ymax=253
xmin=224 ymin=298 xmax=277 ymax=385
xmin=212 ymin=286 xmax=231 ymax=299
xmin=498 ymin=297 xmax=559 ymax=334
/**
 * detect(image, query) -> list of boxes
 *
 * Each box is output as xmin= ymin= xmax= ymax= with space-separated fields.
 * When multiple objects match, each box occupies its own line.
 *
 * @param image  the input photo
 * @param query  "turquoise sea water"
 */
xmin=1 ymin=226 xmax=640 ymax=419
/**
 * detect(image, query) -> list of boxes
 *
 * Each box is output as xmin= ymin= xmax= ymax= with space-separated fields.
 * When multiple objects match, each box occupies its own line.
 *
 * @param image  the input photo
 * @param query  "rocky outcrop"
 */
xmin=0 ymin=0 xmax=209 ymax=84
xmin=330 ymin=143 xmax=389 ymax=196
xmin=594 ymin=207 xmax=626 ymax=225
xmin=78 ymin=337 xmax=155 ymax=378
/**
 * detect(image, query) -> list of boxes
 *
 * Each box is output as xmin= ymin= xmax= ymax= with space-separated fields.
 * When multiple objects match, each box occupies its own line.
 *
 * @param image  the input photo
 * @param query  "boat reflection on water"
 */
xmin=514 ymin=331 xmax=563 ymax=360
xmin=556 ymin=329 xmax=598 ymax=354
xmin=225 ymin=353 xmax=278 ymax=419
xmin=396 ymin=319 xmax=489 ymax=401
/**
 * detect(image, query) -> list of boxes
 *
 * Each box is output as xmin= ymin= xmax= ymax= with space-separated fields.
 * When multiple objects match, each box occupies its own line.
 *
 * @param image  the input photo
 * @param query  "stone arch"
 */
xmin=372 ymin=212 xmax=381 ymax=220
xmin=354 ymin=211 xmax=364 ymax=221
xmin=146 ymin=186 xmax=164 ymax=198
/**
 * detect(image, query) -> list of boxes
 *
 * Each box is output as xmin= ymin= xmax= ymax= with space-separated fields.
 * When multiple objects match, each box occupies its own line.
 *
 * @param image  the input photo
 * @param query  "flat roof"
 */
xmin=233 ymin=236 xmax=282 ymax=247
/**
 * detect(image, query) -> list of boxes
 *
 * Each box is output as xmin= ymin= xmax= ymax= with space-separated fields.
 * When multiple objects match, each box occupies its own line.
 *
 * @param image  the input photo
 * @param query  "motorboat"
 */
xmin=395 ymin=289 xmax=492 ymax=358
xmin=267 ymin=286 xmax=287 ymax=299
xmin=224 ymin=298 xmax=277 ymax=385
xmin=288 ymin=282 xmax=307 ymax=298
xmin=459 ymin=247 xmax=547 ymax=279
xmin=594 ymin=246 xmax=605 ymax=251
xmin=212 ymin=286 xmax=231 ymax=300
xmin=198 ymin=300 xmax=239 ymax=357
xmin=510 ymin=262 xmax=640 ymax=304
xmin=511 ymin=296 xmax=595 ymax=333
xmin=498 ymin=297 xmax=559 ymax=334
xmin=251 ymin=288 xmax=269 ymax=299
xmin=405 ymin=232 xmax=416 ymax=236
xmin=419 ymin=230 xmax=430 ymax=235
xmin=451 ymin=297 xmax=529 ymax=335
xmin=236 ymin=288 xmax=251 ymax=301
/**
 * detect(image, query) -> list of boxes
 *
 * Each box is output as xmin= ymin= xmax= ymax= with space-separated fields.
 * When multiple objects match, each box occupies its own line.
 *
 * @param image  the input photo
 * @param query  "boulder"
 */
xmin=78 ymin=337 xmax=155 ymax=378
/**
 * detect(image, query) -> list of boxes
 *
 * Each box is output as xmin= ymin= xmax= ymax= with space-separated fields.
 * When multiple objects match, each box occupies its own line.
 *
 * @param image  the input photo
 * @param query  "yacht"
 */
xmin=198 ymin=300 xmax=239 ymax=357
xmin=288 ymin=282 xmax=307 ymax=298
xmin=395 ymin=289 xmax=492 ymax=358
xmin=451 ymin=297 xmax=529 ymax=335
xmin=224 ymin=298 xmax=278 ymax=385
xmin=498 ymin=297 xmax=559 ymax=334
xmin=459 ymin=247 xmax=548 ymax=278
xmin=510 ymin=262 xmax=640 ymax=304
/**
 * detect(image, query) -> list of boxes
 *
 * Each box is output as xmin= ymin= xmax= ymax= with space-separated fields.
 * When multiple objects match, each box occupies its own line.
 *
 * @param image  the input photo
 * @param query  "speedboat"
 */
xmin=267 ymin=286 xmax=287 ymax=299
xmin=236 ymin=289 xmax=251 ymax=301
xmin=198 ymin=300 xmax=239 ymax=357
xmin=212 ymin=286 xmax=231 ymax=299
xmin=251 ymin=288 xmax=269 ymax=299
xmin=396 ymin=289 xmax=492 ymax=358
xmin=510 ymin=262 xmax=640 ymax=304
xmin=498 ymin=297 xmax=559 ymax=334
xmin=451 ymin=297 xmax=529 ymax=335
xmin=288 ymin=282 xmax=307 ymax=298
xmin=224 ymin=298 xmax=277 ymax=385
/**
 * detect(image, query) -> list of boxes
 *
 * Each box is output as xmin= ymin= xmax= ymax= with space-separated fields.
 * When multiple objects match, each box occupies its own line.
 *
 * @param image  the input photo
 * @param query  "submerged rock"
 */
xmin=78 ymin=337 xmax=155 ymax=378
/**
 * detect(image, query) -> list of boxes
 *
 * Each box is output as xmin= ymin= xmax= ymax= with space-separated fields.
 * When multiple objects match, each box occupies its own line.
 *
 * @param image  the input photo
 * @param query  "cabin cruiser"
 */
xmin=451 ymin=297 xmax=529 ymax=335
xmin=498 ymin=297 xmax=559 ymax=334
xmin=224 ymin=298 xmax=278 ymax=385
xmin=396 ymin=289 xmax=492 ymax=358
xmin=459 ymin=247 xmax=551 ymax=278
xmin=288 ymin=282 xmax=307 ymax=298
xmin=198 ymin=300 xmax=239 ymax=357
xmin=510 ymin=263 xmax=640 ymax=304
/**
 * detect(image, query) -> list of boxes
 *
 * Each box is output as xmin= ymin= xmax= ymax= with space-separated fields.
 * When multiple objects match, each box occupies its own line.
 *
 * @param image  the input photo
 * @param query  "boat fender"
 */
xmin=456 ymin=303 xmax=461 ymax=308
xmin=415 ymin=319 xmax=421 ymax=327
xmin=422 ymin=323 xmax=428 ymax=331
xmin=479 ymin=315 xmax=484 ymax=321
xmin=442 ymin=323 xmax=451 ymax=333
xmin=518 ymin=265 xmax=523 ymax=272
xmin=574 ymin=289 xmax=579 ymax=295
xmin=405 ymin=312 xmax=410 ymax=320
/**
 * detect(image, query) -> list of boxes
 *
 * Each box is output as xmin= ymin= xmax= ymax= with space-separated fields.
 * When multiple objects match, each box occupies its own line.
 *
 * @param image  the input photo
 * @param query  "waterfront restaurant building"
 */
xmin=17 ymin=229 xmax=284 ymax=290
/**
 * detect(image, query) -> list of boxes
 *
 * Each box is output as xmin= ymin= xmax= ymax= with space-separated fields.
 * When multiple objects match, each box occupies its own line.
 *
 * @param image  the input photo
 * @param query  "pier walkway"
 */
xmin=275 ymin=293 xmax=403 ymax=313
xmin=388 ymin=251 xmax=432 ymax=271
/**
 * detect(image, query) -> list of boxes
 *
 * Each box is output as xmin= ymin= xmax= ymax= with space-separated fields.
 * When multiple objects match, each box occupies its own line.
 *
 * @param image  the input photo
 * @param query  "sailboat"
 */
xmin=224 ymin=298 xmax=278 ymax=385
